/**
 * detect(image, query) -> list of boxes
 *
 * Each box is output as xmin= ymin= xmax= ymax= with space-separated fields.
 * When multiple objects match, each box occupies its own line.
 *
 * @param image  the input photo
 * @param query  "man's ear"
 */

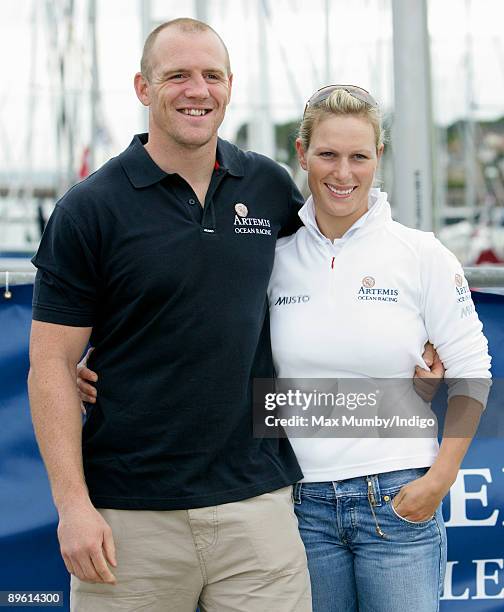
xmin=295 ymin=138 xmax=308 ymax=171
xmin=226 ymin=72 xmax=233 ymax=103
xmin=134 ymin=72 xmax=150 ymax=107
xmin=377 ymin=143 xmax=384 ymax=162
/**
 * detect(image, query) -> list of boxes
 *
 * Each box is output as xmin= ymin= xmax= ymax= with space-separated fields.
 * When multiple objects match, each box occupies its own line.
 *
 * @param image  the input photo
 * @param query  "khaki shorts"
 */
xmin=71 ymin=486 xmax=312 ymax=611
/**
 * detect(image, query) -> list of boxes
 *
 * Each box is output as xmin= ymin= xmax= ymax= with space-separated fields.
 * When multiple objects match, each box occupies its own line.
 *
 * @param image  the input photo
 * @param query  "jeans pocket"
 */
xmin=388 ymin=498 xmax=435 ymax=526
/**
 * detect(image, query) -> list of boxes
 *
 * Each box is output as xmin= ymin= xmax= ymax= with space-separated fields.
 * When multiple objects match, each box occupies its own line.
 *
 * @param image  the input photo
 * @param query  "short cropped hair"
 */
xmin=140 ymin=18 xmax=232 ymax=82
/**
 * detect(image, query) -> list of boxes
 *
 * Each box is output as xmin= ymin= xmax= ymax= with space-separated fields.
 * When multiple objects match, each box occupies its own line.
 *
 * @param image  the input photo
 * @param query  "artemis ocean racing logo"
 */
xmin=456 ymin=273 xmax=475 ymax=318
xmin=234 ymin=202 xmax=272 ymax=235
xmin=357 ymin=276 xmax=399 ymax=302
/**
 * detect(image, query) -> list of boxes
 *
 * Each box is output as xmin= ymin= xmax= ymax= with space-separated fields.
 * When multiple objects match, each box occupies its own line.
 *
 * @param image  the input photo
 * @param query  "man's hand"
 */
xmin=391 ymin=472 xmax=450 ymax=523
xmin=58 ymin=501 xmax=117 ymax=584
xmin=413 ymin=342 xmax=445 ymax=402
xmin=77 ymin=348 xmax=98 ymax=407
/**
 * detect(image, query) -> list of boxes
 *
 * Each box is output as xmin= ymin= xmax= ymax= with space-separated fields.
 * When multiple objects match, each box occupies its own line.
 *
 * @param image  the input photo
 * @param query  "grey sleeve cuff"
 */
xmin=447 ymin=378 xmax=492 ymax=409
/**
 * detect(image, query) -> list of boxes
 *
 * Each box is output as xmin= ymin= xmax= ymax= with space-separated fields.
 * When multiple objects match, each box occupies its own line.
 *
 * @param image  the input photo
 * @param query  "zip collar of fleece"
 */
xmin=298 ymin=188 xmax=392 ymax=245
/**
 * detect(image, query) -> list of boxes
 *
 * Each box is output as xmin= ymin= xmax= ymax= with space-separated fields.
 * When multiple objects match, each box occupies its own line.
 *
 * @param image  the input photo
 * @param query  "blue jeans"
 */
xmin=293 ymin=468 xmax=446 ymax=612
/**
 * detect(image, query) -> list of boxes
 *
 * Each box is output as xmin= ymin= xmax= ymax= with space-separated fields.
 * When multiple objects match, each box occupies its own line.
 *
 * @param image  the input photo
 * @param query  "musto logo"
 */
xmin=275 ymin=295 xmax=310 ymax=306
xmin=358 ymin=276 xmax=399 ymax=302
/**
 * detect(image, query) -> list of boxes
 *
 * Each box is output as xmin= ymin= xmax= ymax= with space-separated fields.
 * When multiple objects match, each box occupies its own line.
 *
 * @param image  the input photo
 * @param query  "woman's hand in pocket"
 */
xmin=392 ymin=473 xmax=449 ymax=522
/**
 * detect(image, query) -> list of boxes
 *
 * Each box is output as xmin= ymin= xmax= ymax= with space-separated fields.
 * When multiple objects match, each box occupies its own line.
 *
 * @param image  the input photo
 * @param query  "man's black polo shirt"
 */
xmin=32 ymin=134 xmax=304 ymax=510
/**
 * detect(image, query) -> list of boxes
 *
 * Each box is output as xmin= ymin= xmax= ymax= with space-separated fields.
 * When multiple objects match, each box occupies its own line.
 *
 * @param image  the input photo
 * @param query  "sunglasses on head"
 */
xmin=303 ymin=85 xmax=379 ymax=117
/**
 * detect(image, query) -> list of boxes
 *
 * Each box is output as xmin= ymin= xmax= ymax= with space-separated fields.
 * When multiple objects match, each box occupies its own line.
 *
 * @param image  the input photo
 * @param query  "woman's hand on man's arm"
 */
xmin=77 ymin=347 xmax=98 ymax=407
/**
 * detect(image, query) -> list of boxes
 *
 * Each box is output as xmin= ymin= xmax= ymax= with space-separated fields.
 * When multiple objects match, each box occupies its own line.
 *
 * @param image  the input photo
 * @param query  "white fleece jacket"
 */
xmin=268 ymin=189 xmax=492 ymax=482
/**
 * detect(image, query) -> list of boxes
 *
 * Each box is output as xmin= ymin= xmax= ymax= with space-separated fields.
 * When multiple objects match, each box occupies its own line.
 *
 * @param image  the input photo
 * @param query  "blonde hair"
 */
xmin=298 ymin=88 xmax=384 ymax=152
xmin=140 ymin=18 xmax=231 ymax=82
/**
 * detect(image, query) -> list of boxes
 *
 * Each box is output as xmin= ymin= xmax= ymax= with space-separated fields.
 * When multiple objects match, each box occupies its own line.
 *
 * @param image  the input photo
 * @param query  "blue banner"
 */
xmin=439 ymin=292 xmax=504 ymax=609
xmin=0 ymin=284 xmax=69 ymax=608
xmin=1 ymin=285 xmax=503 ymax=610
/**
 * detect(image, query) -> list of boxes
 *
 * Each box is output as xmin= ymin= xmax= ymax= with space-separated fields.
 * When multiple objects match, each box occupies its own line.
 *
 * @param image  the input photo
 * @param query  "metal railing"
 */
xmin=464 ymin=267 xmax=504 ymax=288
xmin=1 ymin=267 xmax=504 ymax=299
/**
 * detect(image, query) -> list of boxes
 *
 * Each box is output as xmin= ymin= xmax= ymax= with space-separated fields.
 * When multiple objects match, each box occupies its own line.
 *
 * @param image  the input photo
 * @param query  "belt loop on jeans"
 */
xmin=293 ymin=482 xmax=302 ymax=505
xmin=369 ymin=475 xmax=382 ymax=506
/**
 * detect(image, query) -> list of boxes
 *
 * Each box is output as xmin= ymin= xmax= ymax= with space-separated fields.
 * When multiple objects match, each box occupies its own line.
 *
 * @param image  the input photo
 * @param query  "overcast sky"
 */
xmin=1 ymin=0 xmax=504 ymax=175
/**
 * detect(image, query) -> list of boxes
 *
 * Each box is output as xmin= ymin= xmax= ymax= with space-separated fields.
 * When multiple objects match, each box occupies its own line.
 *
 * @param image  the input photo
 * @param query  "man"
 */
xmin=29 ymin=18 xmax=312 ymax=612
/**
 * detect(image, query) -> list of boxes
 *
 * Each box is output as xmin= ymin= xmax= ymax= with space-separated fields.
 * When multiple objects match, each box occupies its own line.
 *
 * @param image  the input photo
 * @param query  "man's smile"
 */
xmin=177 ymin=108 xmax=212 ymax=116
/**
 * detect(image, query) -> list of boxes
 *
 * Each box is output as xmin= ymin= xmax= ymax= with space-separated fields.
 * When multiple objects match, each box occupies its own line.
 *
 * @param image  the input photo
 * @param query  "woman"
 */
xmin=77 ymin=86 xmax=491 ymax=611
xmin=267 ymin=85 xmax=491 ymax=611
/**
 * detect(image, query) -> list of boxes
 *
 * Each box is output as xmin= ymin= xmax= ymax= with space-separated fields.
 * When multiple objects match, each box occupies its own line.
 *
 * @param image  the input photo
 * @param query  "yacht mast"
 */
xmin=391 ymin=0 xmax=434 ymax=230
